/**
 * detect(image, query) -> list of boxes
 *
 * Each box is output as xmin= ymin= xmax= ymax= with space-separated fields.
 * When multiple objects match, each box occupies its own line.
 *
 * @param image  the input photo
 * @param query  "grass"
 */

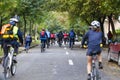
xmin=0 ymin=46 xmax=3 ymax=57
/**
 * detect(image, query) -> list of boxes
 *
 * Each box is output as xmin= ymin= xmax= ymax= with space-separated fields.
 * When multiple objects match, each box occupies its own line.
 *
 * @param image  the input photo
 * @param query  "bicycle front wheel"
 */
xmin=4 ymin=57 xmax=10 ymax=79
xmin=11 ymin=61 xmax=17 ymax=76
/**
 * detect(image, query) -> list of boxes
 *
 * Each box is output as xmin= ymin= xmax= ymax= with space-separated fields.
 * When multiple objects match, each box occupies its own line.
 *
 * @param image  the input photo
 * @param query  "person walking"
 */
xmin=25 ymin=34 xmax=32 ymax=52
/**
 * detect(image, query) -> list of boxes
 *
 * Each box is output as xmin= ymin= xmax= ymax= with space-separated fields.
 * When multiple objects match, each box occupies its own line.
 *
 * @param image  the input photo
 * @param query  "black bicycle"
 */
xmin=90 ymin=51 xmax=101 ymax=80
xmin=3 ymin=44 xmax=17 ymax=80
xmin=41 ymin=41 xmax=45 ymax=52
xmin=69 ymin=38 xmax=74 ymax=50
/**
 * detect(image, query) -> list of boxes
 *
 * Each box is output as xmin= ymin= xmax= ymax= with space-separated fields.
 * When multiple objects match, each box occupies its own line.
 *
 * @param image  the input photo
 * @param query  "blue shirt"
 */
xmin=82 ymin=30 xmax=103 ymax=49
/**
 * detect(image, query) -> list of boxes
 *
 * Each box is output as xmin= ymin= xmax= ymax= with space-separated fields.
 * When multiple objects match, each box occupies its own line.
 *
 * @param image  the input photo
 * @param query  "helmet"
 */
xmin=9 ymin=21 xmax=16 ymax=25
xmin=9 ymin=18 xmax=19 ymax=25
xmin=91 ymin=20 xmax=100 ymax=28
xmin=10 ymin=18 xmax=19 ymax=22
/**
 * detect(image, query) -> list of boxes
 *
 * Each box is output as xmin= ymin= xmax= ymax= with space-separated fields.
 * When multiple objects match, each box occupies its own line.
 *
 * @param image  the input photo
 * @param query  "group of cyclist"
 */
xmin=40 ymin=29 xmax=76 ymax=49
xmin=0 ymin=15 xmax=104 ymax=80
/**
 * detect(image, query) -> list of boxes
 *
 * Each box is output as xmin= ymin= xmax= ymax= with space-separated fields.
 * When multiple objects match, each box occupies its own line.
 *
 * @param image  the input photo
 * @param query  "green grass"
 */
xmin=0 ymin=46 xmax=3 ymax=57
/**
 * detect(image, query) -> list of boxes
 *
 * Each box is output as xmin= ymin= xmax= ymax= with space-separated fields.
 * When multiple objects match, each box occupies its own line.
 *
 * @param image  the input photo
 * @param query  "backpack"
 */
xmin=25 ymin=35 xmax=31 ymax=41
xmin=1 ymin=24 xmax=14 ymax=39
xmin=41 ymin=31 xmax=45 ymax=37
xmin=58 ymin=33 xmax=63 ymax=38
xmin=51 ymin=34 xmax=55 ymax=38
xmin=70 ymin=32 xmax=75 ymax=38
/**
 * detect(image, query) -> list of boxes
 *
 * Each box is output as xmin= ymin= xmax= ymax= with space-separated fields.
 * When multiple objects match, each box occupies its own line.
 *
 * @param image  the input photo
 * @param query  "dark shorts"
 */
xmin=87 ymin=46 xmax=102 ymax=56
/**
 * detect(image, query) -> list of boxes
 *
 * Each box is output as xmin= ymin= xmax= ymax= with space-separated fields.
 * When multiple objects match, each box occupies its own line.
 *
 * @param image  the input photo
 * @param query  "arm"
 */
xmin=81 ymin=32 xmax=89 ymax=46
xmin=17 ymin=29 xmax=23 ymax=45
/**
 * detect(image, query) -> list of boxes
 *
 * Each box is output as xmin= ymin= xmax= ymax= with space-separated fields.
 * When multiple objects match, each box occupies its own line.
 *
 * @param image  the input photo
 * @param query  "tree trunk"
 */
xmin=108 ymin=14 xmax=116 ymax=35
xmin=99 ymin=15 xmax=106 ymax=36
xmin=23 ymin=13 xmax=27 ymax=38
xmin=0 ymin=16 xmax=3 ymax=30
xmin=29 ymin=19 xmax=32 ymax=35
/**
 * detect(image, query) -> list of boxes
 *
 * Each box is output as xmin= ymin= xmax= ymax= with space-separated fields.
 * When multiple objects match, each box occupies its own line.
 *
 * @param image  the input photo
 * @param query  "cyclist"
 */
xmin=1 ymin=17 xmax=23 ymax=64
xmin=57 ymin=31 xmax=63 ymax=46
xmin=40 ymin=29 xmax=48 ymax=49
xmin=63 ymin=32 xmax=69 ymax=45
xmin=81 ymin=20 xmax=103 ymax=80
xmin=46 ymin=29 xmax=51 ymax=48
xmin=25 ymin=34 xmax=32 ymax=52
xmin=50 ymin=32 xmax=55 ymax=45
xmin=69 ymin=29 xmax=75 ymax=48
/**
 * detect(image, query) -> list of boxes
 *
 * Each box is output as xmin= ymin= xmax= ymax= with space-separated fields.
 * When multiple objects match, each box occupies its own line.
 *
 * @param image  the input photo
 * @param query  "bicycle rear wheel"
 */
xmin=41 ymin=42 xmax=44 ymax=52
xmin=71 ymin=42 xmax=73 ymax=50
xmin=4 ymin=57 xmax=10 ymax=80
xmin=92 ymin=67 xmax=100 ymax=80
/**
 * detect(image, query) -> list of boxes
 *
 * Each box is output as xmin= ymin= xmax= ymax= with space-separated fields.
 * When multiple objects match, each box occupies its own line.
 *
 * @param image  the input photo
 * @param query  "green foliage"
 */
xmin=1 ymin=0 xmax=120 ymax=37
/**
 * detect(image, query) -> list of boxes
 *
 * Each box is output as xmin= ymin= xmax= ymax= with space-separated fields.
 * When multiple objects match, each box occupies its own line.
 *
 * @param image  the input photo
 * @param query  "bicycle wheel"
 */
xmin=92 ymin=67 xmax=99 ymax=80
xmin=4 ymin=57 xmax=10 ymax=80
xmin=71 ymin=42 xmax=73 ymax=50
xmin=41 ymin=42 xmax=44 ymax=52
xmin=11 ymin=61 xmax=17 ymax=76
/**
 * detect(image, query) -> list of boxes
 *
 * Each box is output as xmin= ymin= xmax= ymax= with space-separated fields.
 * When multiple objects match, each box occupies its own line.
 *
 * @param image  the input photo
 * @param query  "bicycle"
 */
xmin=90 ymin=51 xmax=101 ymax=80
xmin=41 ymin=41 xmax=45 ymax=52
xmin=3 ymin=44 xmax=17 ymax=80
xmin=69 ymin=38 xmax=74 ymax=50
xmin=25 ymin=42 xmax=30 ymax=53
xmin=58 ymin=40 xmax=62 ymax=47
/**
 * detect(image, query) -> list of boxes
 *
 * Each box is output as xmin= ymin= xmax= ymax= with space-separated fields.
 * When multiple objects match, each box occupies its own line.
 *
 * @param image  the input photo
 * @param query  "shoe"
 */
xmin=87 ymin=74 xmax=91 ymax=80
xmin=99 ymin=62 xmax=103 ymax=69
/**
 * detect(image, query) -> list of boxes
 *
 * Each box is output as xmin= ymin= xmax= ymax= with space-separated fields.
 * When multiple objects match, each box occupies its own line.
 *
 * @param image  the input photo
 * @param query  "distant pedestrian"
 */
xmin=25 ymin=34 xmax=32 ymax=52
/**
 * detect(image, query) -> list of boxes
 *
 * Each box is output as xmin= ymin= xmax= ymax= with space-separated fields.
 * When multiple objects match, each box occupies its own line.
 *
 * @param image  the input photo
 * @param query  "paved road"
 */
xmin=0 ymin=42 xmax=120 ymax=80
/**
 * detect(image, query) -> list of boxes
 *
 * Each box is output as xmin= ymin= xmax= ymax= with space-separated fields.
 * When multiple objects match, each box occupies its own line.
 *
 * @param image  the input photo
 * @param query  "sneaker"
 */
xmin=99 ymin=62 xmax=103 ymax=69
xmin=87 ymin=74 xmax=91 ymax=80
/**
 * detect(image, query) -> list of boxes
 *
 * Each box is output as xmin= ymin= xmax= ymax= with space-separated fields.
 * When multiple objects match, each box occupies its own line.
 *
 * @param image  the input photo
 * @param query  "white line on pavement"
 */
xmin=64 ymin=47 xmax=67 ymax=50
xmin=66 ymin=51 xmax=69 ymax=55
xmin=68 ymin=59 xmax=74 ymax=65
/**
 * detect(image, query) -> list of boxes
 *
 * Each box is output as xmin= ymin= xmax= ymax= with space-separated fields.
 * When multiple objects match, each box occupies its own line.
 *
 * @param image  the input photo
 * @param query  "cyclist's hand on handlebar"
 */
xmin=100 ymin=43 xmax=103 ymax=48
xmin=81 ymin=45 xmax=87 ymax=49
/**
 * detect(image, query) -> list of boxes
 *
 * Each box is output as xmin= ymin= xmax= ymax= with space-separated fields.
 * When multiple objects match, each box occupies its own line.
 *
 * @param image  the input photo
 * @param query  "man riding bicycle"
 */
xmin=46 ymin=29 xmax=51 ymax=48
xmin=69 ymin=29 xmax=75 ymax=48
xmin=40 ymin=29 xmax=48 ymax=49
xmin=81 ymin=20 xmax=103 ymax=80
xmin=1 ymin=16 xmax=23 ymax=65
xmin=57 ymin=31 xmax=63 ymax=46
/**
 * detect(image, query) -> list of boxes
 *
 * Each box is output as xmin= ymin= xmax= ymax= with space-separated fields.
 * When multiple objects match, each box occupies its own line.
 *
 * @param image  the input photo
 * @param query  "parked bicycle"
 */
xmin=3 ymin=44 xmax=17 ymax=80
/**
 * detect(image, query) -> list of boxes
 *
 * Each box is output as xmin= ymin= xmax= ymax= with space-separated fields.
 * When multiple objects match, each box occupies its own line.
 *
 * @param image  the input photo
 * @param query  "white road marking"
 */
xmin=64 ymin=47 xmax=67 ymax=50
xmin=66 ymin=51 xmax=69 ymax=55
xmin=53 ymin=66 xmax=57 ymax=74
xmin=68 ymin=59 xmax=74 ymax=65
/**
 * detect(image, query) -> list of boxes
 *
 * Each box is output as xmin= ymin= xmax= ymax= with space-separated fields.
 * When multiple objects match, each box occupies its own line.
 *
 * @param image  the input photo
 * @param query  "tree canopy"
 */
xmin=0 ymin=0 xmax=120 ymax=37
